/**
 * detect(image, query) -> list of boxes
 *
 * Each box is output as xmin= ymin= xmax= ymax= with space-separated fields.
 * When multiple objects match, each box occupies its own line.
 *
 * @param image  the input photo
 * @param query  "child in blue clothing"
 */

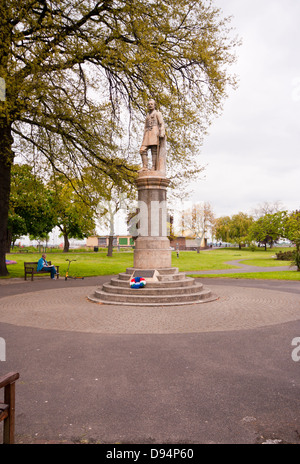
xmin=37 ymin=253 xmax=57 ymax=279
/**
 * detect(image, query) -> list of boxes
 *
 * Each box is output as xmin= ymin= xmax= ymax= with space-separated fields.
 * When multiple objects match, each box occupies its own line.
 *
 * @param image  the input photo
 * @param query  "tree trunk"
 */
xmin=107 ymin=235 xmax=114 ymax=257
xmin=107 ymin=212 xmax=115 ymax=257
xmin=63 ymin=233 xmax=70 ymax=252
xmin=6 ymin=228 xmax=12 ymax=253
xmin=296 ymin=243 xmax=300 ymax=271
xmin=0 ymin=122 xmax=14 ymax=276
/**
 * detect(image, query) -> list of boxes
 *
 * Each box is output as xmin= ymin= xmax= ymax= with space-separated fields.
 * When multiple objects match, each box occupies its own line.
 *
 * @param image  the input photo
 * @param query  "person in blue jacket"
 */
xmin=37 ymin=253 xmax=57 ymax=279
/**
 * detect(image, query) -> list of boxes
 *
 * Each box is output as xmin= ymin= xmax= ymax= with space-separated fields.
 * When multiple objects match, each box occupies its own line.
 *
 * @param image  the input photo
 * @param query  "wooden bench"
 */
xmin=24 ymin=261 xmax=60 ymax=281
xmin=0 ymin=372 xmax=20 ymax=444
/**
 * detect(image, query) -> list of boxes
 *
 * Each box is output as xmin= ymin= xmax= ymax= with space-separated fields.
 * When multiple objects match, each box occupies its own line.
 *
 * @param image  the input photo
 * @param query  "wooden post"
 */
xmin=0 ymin=372 xmax=19 ymax=444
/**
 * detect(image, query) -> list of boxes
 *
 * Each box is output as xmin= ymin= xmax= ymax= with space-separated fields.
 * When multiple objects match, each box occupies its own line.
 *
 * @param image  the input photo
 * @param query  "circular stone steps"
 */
xmin=88 ymin=268 xmax=217 ymax=306
xmin=109 ymin=276 xmax=195 ymax=288
xmin=101 ymin=281 xmax=204 ymax=296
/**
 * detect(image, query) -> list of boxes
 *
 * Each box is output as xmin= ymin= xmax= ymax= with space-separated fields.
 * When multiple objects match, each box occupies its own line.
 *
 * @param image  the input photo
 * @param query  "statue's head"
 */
xmin=148 ymin=99 xmax=156 ymax=110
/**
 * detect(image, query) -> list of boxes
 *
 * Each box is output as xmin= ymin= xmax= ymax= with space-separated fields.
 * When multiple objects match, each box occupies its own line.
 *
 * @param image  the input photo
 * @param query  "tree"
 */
xmin=212 ymin=215 xmax=231 ymax=244
xmin=8 ymin=163 xmax=56 ymax=249
xmin=283 ymin=210 xmax=300 ymax=271
xmin=252 ymin=201 xmax=285 ymax=219
xmin=249 ymin=211 xmax=286 ymax=250
xmin=83 ymin=164 xmax=136 ymax=257
xmin=96 ymin=185 xmax=136 ymax=257
xmin=213 ymin=212 xmax=253 ymax=248
xmin=0 ymin=0 xmax=239 ymax=275
xmin=49 ymin=174 xmax=96 ymax=252
xmin=181 ymin=202 xmax=215 ymax=251
xmin=229 ymin=212 xmax=254 ymax=249
xmin=8 ymin=214 xmax=27 ymax=249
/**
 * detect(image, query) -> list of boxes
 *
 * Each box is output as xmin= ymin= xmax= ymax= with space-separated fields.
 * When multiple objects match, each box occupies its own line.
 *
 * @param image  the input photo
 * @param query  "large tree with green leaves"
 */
xmin=213 ymin=212 xmax=253 ymax=248
xmin=48 ymin=173 xmax=96 ymax=252
xmin=283 ymin=210 xmax=300 ymax=270
xmin=228 ymin=212 xmax=254 ymax=249
xmin=0 ymin=0 xmax=239 ymax=275
xmin=249 ymin=211 xmax=287 ymax=250
xmin=8 ymin=163 xmax=56 ymax=248
xmin=212 ymin=215 xmax=231 ymax=244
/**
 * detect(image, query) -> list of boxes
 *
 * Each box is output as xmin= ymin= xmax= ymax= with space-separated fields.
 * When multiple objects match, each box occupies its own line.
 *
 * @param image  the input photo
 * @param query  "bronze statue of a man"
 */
xmin=140 ymin=99 xmax=165 ymax=171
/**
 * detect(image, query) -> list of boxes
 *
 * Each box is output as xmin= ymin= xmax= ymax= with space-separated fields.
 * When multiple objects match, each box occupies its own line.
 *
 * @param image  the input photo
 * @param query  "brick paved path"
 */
xmin=0 ymin=280 xmax=299 ymax=334
xmin=1 ymin=276 xmax=300 ymax=444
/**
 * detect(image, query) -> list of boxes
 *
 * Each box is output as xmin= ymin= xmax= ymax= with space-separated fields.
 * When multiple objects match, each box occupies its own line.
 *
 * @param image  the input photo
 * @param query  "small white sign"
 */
xmin=0 ymin=337 xmax=6 ymax=361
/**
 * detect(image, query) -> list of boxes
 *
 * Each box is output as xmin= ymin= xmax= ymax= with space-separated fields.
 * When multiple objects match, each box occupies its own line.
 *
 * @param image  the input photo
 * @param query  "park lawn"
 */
xmin=4 ymin=248 xmax=237 ymax=279
xmin=239 ymin=258 xmax=291 ymax=267
xmin=172 ymin=247 xmax=295 ymax=271
xmin=172 ymin=249 xmax=239 ymax=272
xmin=3 ymin=251 xmax=134 ymax=279
xmin=189 ymin=271 xmax=300 ymax=281
xmin=2 ymin=246 xmax=296 ymax=279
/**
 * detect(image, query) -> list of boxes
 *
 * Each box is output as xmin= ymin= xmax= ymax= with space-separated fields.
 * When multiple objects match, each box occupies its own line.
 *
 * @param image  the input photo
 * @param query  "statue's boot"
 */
xmin=152 ymin=155 xmax=157 ymax=170
xmin=152 ymin=149 xmax=157 ymax=170
xmin=141 ymin=153 xmax=148 ymax=170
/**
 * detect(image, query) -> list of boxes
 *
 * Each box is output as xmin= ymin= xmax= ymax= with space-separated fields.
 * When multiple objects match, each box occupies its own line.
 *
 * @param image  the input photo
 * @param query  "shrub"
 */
xmin=276 ymin=250 xmax=295 ymax=261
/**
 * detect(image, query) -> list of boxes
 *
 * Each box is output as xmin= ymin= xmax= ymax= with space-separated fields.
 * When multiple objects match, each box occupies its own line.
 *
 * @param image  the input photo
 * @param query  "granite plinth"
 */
xmin=88 ymin=267 xmax=217 ymax=306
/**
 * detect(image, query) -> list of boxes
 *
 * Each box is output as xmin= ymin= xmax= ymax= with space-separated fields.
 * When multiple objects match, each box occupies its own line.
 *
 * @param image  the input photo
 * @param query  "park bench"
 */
xmin=24 ymin=261 xmax=60 ymax=281
xmin=0 ymin=372 xmax=20 ymax=444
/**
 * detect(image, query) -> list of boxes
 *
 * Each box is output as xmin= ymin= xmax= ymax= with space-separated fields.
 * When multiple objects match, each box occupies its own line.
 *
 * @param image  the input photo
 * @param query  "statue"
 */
xmin=139 ymin=99 xmax=166 ymax=174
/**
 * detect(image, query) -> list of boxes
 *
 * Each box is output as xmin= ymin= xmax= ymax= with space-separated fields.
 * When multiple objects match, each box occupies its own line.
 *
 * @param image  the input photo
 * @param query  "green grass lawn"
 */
xmin=189 ymin=271 xmax=300 ymax=281
xmin=2 ymin=246 xmax=298 ymax=280
xmin=173 ymin=247 xmax=295 ymax=271
xmin=239 ymin=258 xmax=289 ymax=267
xmin=3 ymin=251 xmax=134 ymax=279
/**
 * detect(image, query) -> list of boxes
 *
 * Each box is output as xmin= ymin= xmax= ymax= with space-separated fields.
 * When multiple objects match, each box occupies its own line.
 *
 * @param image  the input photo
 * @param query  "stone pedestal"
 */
xmin=133 ymin=171 xmax=171 ymax=269
xmin=88 ymin=170 xmax=217 ymax=306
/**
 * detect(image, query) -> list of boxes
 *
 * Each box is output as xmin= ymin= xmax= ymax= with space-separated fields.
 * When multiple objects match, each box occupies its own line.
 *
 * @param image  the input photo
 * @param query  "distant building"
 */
xmin=185 ymin=237 xmax=208 ymax=250
xmin=169 ymin=236 xmax=207 ymax=251
xmin=87 ymin=234 xmax=208 ymax=251
xmin=86 ymin=235 xmax=135 ymax=249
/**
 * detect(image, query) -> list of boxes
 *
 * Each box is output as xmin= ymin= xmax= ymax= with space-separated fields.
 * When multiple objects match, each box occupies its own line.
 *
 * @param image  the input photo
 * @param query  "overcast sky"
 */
xmin=188 ymin=0 xmax=300 ymax=218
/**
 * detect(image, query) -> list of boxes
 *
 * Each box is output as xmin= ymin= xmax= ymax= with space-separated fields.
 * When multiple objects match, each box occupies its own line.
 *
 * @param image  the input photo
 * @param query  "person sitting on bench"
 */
xmin=37 ymin=253 xmax=57 ymax=279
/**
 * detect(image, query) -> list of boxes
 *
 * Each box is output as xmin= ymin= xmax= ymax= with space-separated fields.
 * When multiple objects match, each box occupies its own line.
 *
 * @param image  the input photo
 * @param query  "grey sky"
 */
xmin=189 ymin=0 xmax=300 ymax=218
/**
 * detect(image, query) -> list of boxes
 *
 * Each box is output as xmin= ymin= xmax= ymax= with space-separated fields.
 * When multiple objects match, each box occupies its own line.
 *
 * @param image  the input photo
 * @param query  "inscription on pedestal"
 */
xmin=133 ymin=270 xmax=155 ymax=278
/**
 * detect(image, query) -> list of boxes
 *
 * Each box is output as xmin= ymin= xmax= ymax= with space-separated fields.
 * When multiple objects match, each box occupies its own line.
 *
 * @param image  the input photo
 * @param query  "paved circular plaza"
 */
xmin=0 ymin=277 xmax=299 ymax=334
xmin=1 ymin=276 xmax=300 ymax=445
